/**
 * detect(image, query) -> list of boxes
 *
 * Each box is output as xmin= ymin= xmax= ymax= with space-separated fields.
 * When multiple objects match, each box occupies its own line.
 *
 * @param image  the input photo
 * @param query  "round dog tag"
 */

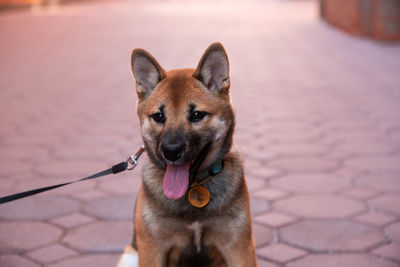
xmin=188 ymin=185 xmax=210 ymax=208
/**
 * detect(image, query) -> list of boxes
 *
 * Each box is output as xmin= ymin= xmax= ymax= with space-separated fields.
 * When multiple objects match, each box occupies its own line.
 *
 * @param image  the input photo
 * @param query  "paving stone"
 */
xmin=287 ymin=254 xmax=397 ymax=267
xmin=354 ymin=212 xmax=397 ymax=227
xmin=280 ymin=219 xmax=385 ymax=252
xmin=256 ymin=243 xmax=307 ymax=263
xmin=252 ymin=188 xmax=289 ymax=201
xmin=0 ymin=222 xmax=62 ymax=253
xmin=384 ymin=222 xmax=400 ymax=243
xmin=0 ymin=195 xmax=79 ymax=220
xmin=257 ymin=258 xmax=278 ymax=267
xmin=270 ymin=174 xmax=350 ymax=194
xmin=0 ymin=161 xmax=34 ymax=176
xmin=244 ymin=149 xmax=278 ymax=162
xmin=26 ymin=244 xmax=78 ymax=264
xmin=34 ymin=160 xmax=110 ymax=179
xmin=53 ymin=145 xmax=121 ymax=161
xmin=250 ymin=197 xmax=270 ymax=216
xmin=370 ymin=195 xmax=400 ymax=215
xmin=253 ymin=223 xmax=273 ymax=247
xmin=272 ymin=132 xmax=319 ymax=144
xmin=345 ymin=156 xmax=400 ymax=173
xmin=62 ymin=221 xmax=132 ymax=252
xmin=48 ymin=254 xmax=120 ymax=267
xmin=341 ymin=188 xmax=379 ymax=200
xmin=356 ymin=174 xmax=400 ymax=192
xmin=268 ymin=157 xmax=340 ymax=173
xmin=267 ymin=143 xmax=328 ymax=156
xmin=98 ymin=173 xmax=142 ymax=195
xmin=247 ymin=177 xmax=268 ymax=192
xmin=274 ymin=195 xmax=365 ymax=218
xmin=0 ymin=254 xmax=40 ymax=267
xmin=83 ymin=195 xmax=136 ymax=220
xmin=372 ymin=243 xmax=400 ymax=261
xmin=333 ymin=141 xmax=398 ymax=156
xmin=13 ymin=177 xmax=95 ymax=196
xmin=0 ymin=178 xmax=15 ymax=195
xmin=71 ymin=189 xmax=110 ymax=201
xmin=246 ymin=167 xmax=282 ymax=180
xmin=254 ymin=212 xmax=297 ymax=228
xmin=51 ymin=212 xmax=95 ymax=229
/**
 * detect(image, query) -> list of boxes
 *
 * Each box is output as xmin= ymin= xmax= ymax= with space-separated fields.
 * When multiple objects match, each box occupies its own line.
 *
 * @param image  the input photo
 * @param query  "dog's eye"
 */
xmin=151 ymin=112 xmax=166 ymax=124
xmin=189 ymin=111 xmax=208 ymax=123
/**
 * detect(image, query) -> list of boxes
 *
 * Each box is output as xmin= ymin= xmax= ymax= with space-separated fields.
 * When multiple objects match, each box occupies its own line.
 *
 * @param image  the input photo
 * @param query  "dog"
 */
xmin=118 ymin=42 xmax=257 ymax=267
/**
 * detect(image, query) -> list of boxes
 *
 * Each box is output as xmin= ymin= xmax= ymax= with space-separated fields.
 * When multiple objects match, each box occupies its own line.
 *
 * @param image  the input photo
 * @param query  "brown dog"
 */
xmin=118 ymin=43 xmax=257 ymax=267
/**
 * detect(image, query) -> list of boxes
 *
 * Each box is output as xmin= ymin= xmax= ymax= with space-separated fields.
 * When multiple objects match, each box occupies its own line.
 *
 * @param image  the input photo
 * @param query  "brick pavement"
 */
xmin=1 ymin=0 xmax=400 ymax=266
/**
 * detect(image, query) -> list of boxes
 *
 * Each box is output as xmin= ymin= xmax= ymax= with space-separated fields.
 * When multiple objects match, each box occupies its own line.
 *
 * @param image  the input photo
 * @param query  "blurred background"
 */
xmin=0 ymin=0 xmax=400 ymax=266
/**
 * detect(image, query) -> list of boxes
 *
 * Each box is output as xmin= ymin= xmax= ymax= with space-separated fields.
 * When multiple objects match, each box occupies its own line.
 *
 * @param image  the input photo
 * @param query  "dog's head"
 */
xmin=131 ymin=42 xmax=234 ymax=199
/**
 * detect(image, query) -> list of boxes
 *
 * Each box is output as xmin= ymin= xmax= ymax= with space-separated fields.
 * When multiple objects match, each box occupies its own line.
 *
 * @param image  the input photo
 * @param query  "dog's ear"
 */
xmin=194 ymin=42 xmax=230 ymax=93
xmin=131 ymin=49 xmax=166 ymax=99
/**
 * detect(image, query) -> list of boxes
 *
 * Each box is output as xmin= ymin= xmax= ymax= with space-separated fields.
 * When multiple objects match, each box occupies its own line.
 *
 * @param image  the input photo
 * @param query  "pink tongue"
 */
xmin=163 ymin=163 xmax=190 ymax=199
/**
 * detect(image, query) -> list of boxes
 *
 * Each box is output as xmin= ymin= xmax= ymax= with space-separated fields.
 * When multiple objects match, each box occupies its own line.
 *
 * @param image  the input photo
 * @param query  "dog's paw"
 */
xmin=117 ymin=245 xmax=138 ymax=267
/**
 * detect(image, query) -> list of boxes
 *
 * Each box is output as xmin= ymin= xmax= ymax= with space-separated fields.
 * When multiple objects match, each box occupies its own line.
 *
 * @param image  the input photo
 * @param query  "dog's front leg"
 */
xmin=218 ymin=238 xmax=257 ymax=267
xmin=136 ymin=239 xmax=166 ymax=267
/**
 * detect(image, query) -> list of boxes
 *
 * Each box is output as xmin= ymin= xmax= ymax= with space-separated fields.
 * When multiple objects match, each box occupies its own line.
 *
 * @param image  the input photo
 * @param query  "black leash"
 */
xmin=0 ymin=146 xmax=145 ymax=205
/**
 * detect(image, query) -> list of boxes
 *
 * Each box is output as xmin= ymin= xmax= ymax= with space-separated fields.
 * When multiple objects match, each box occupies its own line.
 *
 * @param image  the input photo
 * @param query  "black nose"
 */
xmin=162 ymin=143 xmax=186 ymax=162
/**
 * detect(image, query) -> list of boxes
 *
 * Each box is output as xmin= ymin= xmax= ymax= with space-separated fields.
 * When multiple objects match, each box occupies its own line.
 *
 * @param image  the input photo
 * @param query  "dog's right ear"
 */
xmin=131 ymin=49 xmax=166 ymax=99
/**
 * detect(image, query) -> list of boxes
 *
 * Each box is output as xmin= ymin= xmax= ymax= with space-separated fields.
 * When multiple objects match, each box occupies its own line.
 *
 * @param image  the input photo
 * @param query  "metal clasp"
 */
xmin=127 ymin=145 xmax=145 ymax=170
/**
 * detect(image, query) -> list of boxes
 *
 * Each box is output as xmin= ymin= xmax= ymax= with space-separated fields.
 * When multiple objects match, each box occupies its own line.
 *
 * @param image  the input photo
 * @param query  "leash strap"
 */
xmin=0 ymin=146 xmax=145 ymax=205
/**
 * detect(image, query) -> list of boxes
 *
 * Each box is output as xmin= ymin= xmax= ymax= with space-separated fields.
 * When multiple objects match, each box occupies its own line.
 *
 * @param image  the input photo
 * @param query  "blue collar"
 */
xmin=194 ymin=160 xmax=224 ymax=184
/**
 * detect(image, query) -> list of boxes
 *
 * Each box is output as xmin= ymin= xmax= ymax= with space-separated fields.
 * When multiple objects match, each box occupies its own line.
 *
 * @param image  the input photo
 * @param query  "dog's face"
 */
xmin=131 ymin=43 xmax=234 ymax=200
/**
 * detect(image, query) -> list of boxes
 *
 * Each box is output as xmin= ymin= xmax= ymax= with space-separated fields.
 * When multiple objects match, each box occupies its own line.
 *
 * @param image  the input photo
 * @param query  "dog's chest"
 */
xmin=187 ymin=221 xmax=202 ymax=253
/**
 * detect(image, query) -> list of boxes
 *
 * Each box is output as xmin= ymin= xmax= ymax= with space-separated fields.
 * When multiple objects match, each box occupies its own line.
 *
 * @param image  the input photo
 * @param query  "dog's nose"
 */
xmin=162 ymin=143 xmax=186 ymax=162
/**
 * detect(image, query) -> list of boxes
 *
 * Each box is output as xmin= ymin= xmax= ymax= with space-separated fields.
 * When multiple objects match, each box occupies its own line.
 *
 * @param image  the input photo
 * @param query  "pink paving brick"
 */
xmin=82 ymin=195 xmax=135 ymax=220
xmin=280 ymin=219 xmax=385 ymax=252
xmin=372 ymin=243 xmax=400 ymax=261
xmin=254 ymin=212 xmax=297 ymax=228
xmin=270 ymin=174 xmax=350 ymax=194
xmin=354 ymin=212 xmax=397 ymax=227
xmin=47 ymin=254 xmax=121 ymax=267
xmin=246 ymin=167 xmax=283 ymax=180
xmin=62 ymin=221 xmax=132 ymax=252
xmin=268 ymin=157 xmax=341 ymax=173
xmin=257 ymin=258 xmax=278 ymax=267
xmin=246 ymin=176 xmax=268 ymax=192
xmin=370 ymin=195 xmax=400 ymax=215
xmin=274 ymin=195 xmax=365 ymax=218
xmin=252 ymin=188 xmax=289 ymax=201
xmin=287 ymin=254 xmax=398 ymax=267
xmin=345 ymin=156 xmax=400 ymax=173
xmin=356 ymin=174 xmax=400 ymax=192
xmin=71 ymin=189 xmax=110 ymax=201
xmin=341 ymin=188 xmax=379 ymax=200
xmin=0 ymin=195 xmax=79 ymax=220
xmin=26 ymin=244 xmax=78 ymax=264
xmin=257 ymin=243 xmax=307 ymax=263
xmin=50 ymin=212 xmax=95 ymax=229
xmin=0 ymin=254 xmax=39 ymax=267
xmin=253 ymin=223 xmax=273 ymax=248
xmin=0 ymin=222 xmax=62 ymax=253
xmin=385 ymin=222 xmax=400 ymax=243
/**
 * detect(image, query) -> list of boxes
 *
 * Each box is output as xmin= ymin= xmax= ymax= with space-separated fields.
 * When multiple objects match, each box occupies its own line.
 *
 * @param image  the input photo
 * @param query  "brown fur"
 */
xmin=130 ymin=43 xmax=257 ymax=267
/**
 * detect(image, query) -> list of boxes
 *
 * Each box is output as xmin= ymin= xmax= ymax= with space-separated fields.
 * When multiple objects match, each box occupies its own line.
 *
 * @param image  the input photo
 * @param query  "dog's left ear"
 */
xmin=194 ymin=42 xmax=230 ymax=93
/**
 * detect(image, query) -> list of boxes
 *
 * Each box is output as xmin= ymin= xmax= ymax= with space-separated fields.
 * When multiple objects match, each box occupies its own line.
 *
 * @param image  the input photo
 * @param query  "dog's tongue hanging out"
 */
xmin=163 ymin=163 xmax=190 ymax=199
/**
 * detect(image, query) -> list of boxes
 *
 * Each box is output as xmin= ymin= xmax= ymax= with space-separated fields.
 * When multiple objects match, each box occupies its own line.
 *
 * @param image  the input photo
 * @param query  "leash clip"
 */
xmin=127 ymin=145 xmax=145 ymax=170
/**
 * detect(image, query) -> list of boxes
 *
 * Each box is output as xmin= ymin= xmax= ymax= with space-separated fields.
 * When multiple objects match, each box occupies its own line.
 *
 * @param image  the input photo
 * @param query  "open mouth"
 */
xmin=162 ymin=143 xmax=211 ymax=200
